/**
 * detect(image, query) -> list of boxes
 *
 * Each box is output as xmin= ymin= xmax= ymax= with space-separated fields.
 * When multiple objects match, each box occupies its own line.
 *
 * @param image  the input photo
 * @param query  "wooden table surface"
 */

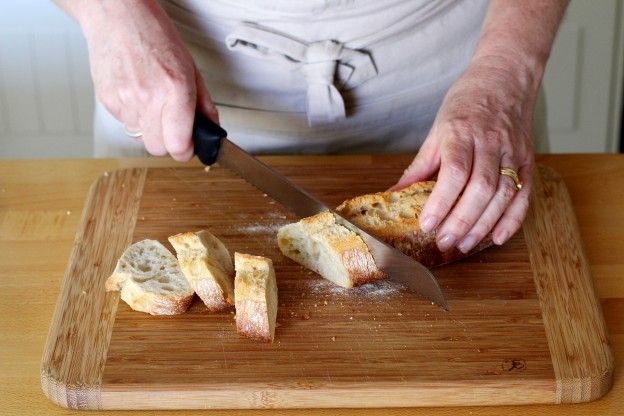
xmin=0 ymin=154 xmax=621 ymax=415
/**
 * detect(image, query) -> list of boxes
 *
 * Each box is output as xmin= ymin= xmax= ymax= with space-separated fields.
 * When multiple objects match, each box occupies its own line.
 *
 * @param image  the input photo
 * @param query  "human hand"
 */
xmin=80 ymin=0 xmax=218 ymax=160
xmin=391 ymin=57 xmax=536 ymax=253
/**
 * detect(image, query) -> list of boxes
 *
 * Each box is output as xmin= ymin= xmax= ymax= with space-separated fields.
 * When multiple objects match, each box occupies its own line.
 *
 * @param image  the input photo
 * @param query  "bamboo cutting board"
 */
xmin=41 ymin=161 xmax=613 ymax=410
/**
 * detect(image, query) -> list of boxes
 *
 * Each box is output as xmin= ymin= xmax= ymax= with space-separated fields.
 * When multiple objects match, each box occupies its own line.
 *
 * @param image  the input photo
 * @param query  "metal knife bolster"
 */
xmin=192 ymin=113 xmax=449 ymax=310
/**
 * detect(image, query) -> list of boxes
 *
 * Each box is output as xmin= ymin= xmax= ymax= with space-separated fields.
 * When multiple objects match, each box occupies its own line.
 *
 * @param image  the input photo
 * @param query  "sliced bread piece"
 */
xmin=168 ymin=230 xmax=234 ymax=311
xmin=234 ymin=252 xmax=278 ymax=343
xmin=335 ymin=181 xmax=493 ymax=268
xmin=277 ymin=211 xmax=384 ymax=288
xmin=105 ymin=239 xmax=194 ymax=315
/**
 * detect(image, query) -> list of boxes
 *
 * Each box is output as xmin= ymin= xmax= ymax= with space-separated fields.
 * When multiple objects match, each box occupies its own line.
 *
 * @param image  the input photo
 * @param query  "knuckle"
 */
xmin=473 ymin=175 xmax=497 ymax=198
xmin=500 ymin=182 xmax=517 ymax=201
xmin=451 ymin=214 xmax=473 ymax=232
xmin=447 ymin=161 xmax=470 ymax=183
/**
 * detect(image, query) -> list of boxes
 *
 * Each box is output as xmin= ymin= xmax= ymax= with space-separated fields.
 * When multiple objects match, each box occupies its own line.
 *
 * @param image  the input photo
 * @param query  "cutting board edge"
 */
xmin=525 ymin=165 xmax=615 ymax=404
xmin=94 ymin=381 xmax=557 ymax=409
xmin=40 ymin=168 xmax=147 ymax=410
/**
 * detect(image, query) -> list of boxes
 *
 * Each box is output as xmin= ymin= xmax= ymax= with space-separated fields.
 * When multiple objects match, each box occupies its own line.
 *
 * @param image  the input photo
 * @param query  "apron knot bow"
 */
xmin=226 ymin=23 xmax=378 ymax=126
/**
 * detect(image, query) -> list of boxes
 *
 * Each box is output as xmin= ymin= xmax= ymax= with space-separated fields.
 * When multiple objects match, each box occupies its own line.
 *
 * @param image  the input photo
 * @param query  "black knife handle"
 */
xmin=192 ymin=113 xmax=228 ymax=165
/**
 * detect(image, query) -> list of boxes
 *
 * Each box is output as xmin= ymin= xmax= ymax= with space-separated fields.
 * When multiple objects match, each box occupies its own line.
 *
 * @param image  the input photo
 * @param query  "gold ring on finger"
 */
xmin=500 ymin=167 xmax=522 ymax=191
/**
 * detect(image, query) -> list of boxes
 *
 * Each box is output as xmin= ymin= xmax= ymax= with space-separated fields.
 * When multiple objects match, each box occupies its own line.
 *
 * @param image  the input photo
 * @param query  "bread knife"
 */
xmin=192 ymin=113 xmax=449 ymax=310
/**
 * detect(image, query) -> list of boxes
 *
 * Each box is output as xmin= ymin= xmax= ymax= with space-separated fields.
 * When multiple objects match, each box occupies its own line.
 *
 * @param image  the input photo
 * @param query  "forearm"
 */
xmin=52 ymin=0 xmax=164 ymax=35
xmin=471 ymin=0 xmax=569 ymax=94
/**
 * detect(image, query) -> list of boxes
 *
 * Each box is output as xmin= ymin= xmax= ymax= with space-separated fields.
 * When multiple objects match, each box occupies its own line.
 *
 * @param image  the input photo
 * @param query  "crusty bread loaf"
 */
xmin=234 ymin=252 xmax=278 ymax=343
xmin=277 ymin=211 xmax=385 ymax=288
xmin=336 ymin=182 xmax=493 ymax=268
xmin=168 ymin=230 xmax=234 ymax=311
xmin=105 ymin=239 xmax=194 ymax=315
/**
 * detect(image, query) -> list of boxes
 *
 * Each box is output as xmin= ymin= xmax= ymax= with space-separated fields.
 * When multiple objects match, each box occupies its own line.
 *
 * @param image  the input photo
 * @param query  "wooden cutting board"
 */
xmin=40 ymin=161 xmax=613 ymax=410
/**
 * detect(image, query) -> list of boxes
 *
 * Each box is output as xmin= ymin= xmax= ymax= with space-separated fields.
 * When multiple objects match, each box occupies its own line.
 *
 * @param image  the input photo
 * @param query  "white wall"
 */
xmin=0 ymin=0 xmax=622 ymax=158
xmin=0 ymin=0 xmax=94 ymax=159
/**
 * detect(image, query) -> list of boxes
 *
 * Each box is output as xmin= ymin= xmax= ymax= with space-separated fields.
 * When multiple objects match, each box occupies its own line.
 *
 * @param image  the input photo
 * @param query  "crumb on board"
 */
xmin=204 ymin=166 xmax=211 ymax=172
xmin=323 ymin=300 xmax=328 ymax=305
xmin=262 ymin=193 xmax=268 ymax=197
xmin=103 ymin=171 xmax=109 ymax=177
xmin=66 ymin=210 xmax=71 ymax=215
xmin=397 ymin=312 xmax=403 ymax=316
xmin=302 ymin=312 xmax=311 ymax=320
xmin=331 ymin=336 xmax=336 ymax=342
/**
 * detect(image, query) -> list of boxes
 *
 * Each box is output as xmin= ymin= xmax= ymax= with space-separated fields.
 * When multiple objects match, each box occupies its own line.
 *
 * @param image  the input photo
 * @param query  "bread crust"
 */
xmin=234 ymin=253 xmax=278 ymax=343
xmin=105 ymin=239 xmax=194 ymax=315
xmin=336 ymin=182 xmax=494 ymax=267
xmin=277 ymin=211 xmax=384 ymax=288
xmin=168 ymin=230 xmax=235 ymax=312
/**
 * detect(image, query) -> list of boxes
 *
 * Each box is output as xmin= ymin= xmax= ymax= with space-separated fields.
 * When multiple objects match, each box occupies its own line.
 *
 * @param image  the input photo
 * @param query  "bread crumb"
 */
xmin=314 ymin=303 xmax=318 ymax=308
xmin=302 ymin=312 xmax=311 ymax=320
xmin=262 ymin=193 xmax=268 ymax=197
xmin=397 ymin=312 xmax=403 ymax=316
xmin=140 ymin=216 xmax=145 ymax=220
xmin=349 ymin=316 xmax=353 ymax=320
xmin=331 ymin=336 xmax=336 ymax=342
xmin=103 ymin=172 xmax=109 ymax=177
xmin=204 ymin=166 xmax=211 ymax=172
xmin=66 ymin=210 xmax=71 ymax=215
xmin=269 ymin=200 xmax=276 ymax=204
xmin=121 ymin=183 xmax=125 ymax=188
xmin=323 ymin=300 xmax=328 ymax=305
xmin=81 ymin=290 xmax=87 ymax=295
xmin=230 ymin=311 xmax=234 ymax=314
xmin=172 ymin=197 xmax=176 ymax=201
xmin=290 ymin=311 xmax=295 ymax=316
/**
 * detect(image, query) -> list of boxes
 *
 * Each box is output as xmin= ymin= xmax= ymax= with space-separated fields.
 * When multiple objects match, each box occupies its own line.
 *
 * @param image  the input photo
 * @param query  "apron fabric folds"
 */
xmin=94 ymin=0 xmax=491 ymax=156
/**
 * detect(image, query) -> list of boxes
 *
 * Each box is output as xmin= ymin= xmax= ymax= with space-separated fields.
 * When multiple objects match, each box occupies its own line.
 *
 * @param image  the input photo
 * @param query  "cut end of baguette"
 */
xmin=336 ymin=182 xmax=494 ymax=267
xmin=105 ymin=239 xmax=194 ymax=315
xmin=168 ymin=230 xmax=235 ymax=311
xmin=234 ymin=252 xmax=278 ymax=343
xmin=277 ymin=211 xmax=384 ymax=288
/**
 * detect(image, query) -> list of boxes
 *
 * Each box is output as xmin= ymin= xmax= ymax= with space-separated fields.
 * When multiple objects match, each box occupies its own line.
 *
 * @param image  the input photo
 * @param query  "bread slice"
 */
xmin=336 ymin=181 xmax=493 ymax=268
xmin=105 ymin=239 xmax=194 ymax=315
xmin=234 ymin=252 xmax=278 ymax=343
xmin=168 ymin=230 xmax=234 ymax=311
xmin=277 ymin=211 xmax=385 ymax=288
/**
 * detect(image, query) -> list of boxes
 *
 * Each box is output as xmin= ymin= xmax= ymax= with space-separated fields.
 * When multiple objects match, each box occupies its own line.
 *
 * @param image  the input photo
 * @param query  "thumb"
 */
xmin=194 ymin=67 xmax=220 ymax=124
xmin=389 ymin=135 xmax=440 ymax=190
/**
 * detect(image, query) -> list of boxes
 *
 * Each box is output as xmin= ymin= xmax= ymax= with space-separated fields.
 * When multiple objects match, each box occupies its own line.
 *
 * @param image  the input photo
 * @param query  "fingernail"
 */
xmin=420 ymin=215 xmax=436 ymax=233
xmin=458 ymin=235 xmax=477 ymax=254
xmin=437 ymin=234 xmax=455 ymax=252
xmin=494 ymin=231 xmax=509 ymax=245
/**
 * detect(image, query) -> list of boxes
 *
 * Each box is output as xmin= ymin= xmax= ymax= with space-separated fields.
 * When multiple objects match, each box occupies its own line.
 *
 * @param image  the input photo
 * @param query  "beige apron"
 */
xmin=95 ymin=0 xmax=501 ymax=157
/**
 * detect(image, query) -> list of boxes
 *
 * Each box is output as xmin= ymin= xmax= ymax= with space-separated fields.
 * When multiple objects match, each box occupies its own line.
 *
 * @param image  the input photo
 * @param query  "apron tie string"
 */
xmin=225 ymin=23 xmax=378 ymax=126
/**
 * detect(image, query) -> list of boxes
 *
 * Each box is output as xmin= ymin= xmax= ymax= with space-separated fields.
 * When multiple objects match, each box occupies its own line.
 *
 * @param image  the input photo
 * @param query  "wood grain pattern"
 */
xmin=37 ymin=160 xmax=613 ymax=409
xmin=525 ymin=166 xmax=614 ymax=403
xmin=40 ymin=168 xmax=146 ymax=409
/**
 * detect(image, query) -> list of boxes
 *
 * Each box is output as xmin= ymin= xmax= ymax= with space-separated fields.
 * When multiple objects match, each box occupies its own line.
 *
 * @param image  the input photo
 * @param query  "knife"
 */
xmin=192 ymin=113 xmax=449 ymax=310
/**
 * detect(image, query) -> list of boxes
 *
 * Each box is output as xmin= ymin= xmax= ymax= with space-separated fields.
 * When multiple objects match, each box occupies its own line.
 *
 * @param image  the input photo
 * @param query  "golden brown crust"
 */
xmin=336 ymin=182 xmax=494 ymax=268
xmin=277 ymin=211 xmax=385 ymax=288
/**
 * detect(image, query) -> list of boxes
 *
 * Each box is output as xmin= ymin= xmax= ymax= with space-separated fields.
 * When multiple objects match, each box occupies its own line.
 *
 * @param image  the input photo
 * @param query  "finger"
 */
xmin=491 ymin=163 xmax=533 ymax=245
xmin=116 ymin=87 xmax=142 ymax=132
xmin=195 ymin=68 xmax=219 ymax=124
xmin=161 ymin=88 xmax=195 ymax=162
xmin=435 ymin=141 xmax=500 ymax=251
xmin=390 ymin=133 xmax=440 ymax=191
xmin=141 ymin=103 xmax=167 ymax=156
xmin=418 ymin=136 xmax=474 ymax=235
xmin=456 ymin=164 xmax=518 ymax=253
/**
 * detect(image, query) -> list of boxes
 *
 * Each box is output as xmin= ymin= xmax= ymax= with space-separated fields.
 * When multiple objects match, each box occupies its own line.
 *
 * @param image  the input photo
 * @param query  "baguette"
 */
xmin=105 ymin=239 xmax=194 ymax=315
xmin=336 ymin=181 xmax=493 ymax=268
xmin=277 ymin=211 xmax=384 ymax=288
xmin=234 ymin=252 xmax=278 ymax=342
xmin=168 ymin=230 xmax=235 ymax=312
